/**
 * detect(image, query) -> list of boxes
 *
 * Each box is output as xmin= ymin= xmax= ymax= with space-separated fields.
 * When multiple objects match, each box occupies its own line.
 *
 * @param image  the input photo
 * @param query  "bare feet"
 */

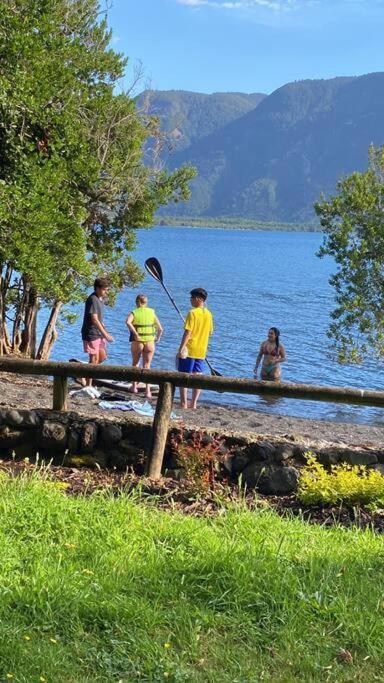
xmin=180 ymin=402 xmax=188 ymax=409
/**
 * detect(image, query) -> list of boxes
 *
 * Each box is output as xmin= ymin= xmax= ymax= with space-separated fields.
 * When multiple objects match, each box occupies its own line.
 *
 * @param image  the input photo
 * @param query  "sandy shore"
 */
xmin=1 ymin=371 xmax=384 ymax=447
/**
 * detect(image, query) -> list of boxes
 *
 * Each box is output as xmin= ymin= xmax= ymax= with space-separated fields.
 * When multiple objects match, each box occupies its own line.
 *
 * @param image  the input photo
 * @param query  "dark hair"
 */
xmin=270 ymin=327 xmax=280 ymax=354
xmin=94 ymin=277 xmax=109 ymax=290
xmin=190 ymin=287 xmax=208 ymax=301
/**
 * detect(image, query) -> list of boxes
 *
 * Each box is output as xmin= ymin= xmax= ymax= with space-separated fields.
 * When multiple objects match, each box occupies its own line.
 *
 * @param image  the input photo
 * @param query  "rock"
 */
xmin=274 ymin=445 xmax=295 ymax=463
xmin=19 ymin=411 xmax=40 ymax=428
xmin=100 ymin=423 xmax=122 ymax=447
xmin=38 ymin=421 xmax=67 ymax=448
xmin=371 ymin=463 xmax=384 ymax=476
xmin=64 ymin=450 xmax=108 ymax=469
xmin=67 ymin=427 xmax=80 ymax=454
xmin=342 ymin=451 xmax=378 ymax=466
xmin=122 ymin=422 xmax=152 ymax=448
xmin=231 ymin=453 xmax=250 ymax=475
xmin=164 ymin=468 xmax=184 ymax=481
xmin=80 ymin=422 xmax=98 ymax=453
xmin=317 ymin=449 xmax=341 ymax=466
xmin=241 ymin=463 xmax=299 ymax=495
xmin=0 ymin=425 xmax=29 ymax=448
xmin=109 ymin=445 xmax=143 ymax=471
xmin=0 ymin=409 xmax=23 ymax=427
xmin=247 ymin=441 xmax=276 ymax=462
xmin=13 ymin=441 xmax=38 ymax=461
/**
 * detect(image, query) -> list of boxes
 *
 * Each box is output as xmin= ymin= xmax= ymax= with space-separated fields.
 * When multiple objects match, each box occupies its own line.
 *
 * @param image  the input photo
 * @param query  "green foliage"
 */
xmin=298 ymin=452 xmax=384 ymax=506
xmin=1 ymin=474 xmax=384 ymax=681
xmin=0 ymin=0 xmax=195 ymax=356
xmin=157 ymin=214 xmax=319 ymax=231
xmin=315 ymin=145 xmax=384 ymax=362
xmin=156 ymin=73 xmax=384 ymax=221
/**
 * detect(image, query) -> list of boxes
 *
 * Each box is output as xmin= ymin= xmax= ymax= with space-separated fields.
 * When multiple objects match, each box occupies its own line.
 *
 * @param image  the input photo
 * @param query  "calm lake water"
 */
xmin=52 ymin=226 xmax=384 ymax=424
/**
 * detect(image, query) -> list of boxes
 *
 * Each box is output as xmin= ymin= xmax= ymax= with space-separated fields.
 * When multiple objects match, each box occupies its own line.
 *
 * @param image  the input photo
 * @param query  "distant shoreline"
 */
xmin=156 ymin=216 xmax=321 ymax=232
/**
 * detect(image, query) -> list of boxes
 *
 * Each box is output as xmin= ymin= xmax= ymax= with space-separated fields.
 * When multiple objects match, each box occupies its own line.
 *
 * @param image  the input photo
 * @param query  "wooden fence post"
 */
xmin=53 ymin=375 xmax=68 ymax=410
xmin=147 ymin=381 xmax=174 ymax=479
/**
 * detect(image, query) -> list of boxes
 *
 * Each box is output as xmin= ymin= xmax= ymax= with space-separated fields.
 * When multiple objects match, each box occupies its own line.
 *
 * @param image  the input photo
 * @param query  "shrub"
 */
xmin=298 ymin=453 xmax=384 ymax=506
xmin=171 ymin=430 xmax=229 ymax=496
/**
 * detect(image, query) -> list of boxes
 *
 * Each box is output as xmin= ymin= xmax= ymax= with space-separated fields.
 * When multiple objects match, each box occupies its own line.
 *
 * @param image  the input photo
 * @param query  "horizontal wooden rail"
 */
xmin=0 ymin=357 xmax=384 ymax=407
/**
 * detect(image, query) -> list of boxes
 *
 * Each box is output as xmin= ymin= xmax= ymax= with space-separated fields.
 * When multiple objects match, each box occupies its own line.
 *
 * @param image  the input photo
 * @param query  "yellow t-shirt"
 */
xmin=185 ymin=307 xmax=213 ymax=359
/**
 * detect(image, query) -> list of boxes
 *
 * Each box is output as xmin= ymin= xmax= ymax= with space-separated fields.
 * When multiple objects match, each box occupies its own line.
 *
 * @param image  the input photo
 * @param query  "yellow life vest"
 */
xmin=132 ymin=307 xmax=156 ymax=342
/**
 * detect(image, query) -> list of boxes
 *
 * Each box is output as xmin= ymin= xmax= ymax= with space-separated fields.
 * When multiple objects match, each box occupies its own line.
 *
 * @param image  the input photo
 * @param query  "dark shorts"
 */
xmin=178 ymin=357 xmax=206 ymax=374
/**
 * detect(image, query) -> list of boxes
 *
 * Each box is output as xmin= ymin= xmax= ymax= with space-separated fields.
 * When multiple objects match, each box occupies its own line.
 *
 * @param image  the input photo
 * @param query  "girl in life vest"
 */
xmin=126 ymin=294 xmax=163 ymax=399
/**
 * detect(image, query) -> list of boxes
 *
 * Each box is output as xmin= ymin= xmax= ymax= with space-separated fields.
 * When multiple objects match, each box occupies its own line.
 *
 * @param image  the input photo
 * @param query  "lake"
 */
xmin=52 ymin=226 xmax=384 ymax=424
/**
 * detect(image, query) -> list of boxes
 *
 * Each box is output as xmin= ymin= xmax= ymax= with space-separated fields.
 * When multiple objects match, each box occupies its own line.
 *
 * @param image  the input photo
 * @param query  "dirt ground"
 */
xmin=1 ymin=371 xmax=384 ymax=448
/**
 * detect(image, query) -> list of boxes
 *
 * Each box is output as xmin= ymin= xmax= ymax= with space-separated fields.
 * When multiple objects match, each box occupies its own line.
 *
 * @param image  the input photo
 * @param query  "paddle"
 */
xmin=145 ymin=257 xmax=221 ymax=376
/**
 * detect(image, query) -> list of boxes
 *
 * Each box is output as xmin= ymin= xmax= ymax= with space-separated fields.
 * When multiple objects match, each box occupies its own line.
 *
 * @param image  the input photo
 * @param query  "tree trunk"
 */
xmin=0 ymin=264 xmax=12 ymax=356
xmin=36 ymin=301 xmax=63 ymax=360
xmin=19 ymin=283 xmax=38 ymax=357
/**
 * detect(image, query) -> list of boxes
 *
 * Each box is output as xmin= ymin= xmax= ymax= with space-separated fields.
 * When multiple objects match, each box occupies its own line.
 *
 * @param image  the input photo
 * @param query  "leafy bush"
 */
xmin=171 ymin=430 xmax=228 ymax=496
xmin=298 ymin=453 xmax=384 ymax=506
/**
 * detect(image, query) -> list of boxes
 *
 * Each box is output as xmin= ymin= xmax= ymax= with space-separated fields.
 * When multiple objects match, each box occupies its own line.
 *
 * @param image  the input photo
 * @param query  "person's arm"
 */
xmin=91 ymin=313 xmax=114 ymax=342
xmin=154 ymin=314 xmax=163 ymax=342
xmin=178 ymin=329 xmax=192 ymax=357
xmin=125 ymin=312 xmax=139 ymax=341
xmin=253 ymin=344 xmax=264 ymax=377
xmin=276 ymin=343 xmax=286 ymax=363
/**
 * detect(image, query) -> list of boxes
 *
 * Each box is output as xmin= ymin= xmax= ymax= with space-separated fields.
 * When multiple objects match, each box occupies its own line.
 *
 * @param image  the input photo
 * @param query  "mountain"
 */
xmin=137 ymin=89 xmax=266 ymax=152
xmin=153 ymin=73 xmax=384 ymax=222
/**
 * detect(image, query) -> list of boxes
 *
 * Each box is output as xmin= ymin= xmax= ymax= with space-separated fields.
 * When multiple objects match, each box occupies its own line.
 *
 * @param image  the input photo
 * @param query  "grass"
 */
xmin=0 ymin=472 xmax=384 ymax=682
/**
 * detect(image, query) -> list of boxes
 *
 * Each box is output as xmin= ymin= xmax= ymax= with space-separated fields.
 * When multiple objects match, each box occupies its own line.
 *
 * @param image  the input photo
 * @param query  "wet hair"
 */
xmin=190 ymin=287 xmax=208 ymax=301
xmin=94 ymin=277 xmax=109 ymax=290
xmin=269 ymin=327 xmax=280 ymax=354
xmin=135 ymin=294 xmax=148 ymax=306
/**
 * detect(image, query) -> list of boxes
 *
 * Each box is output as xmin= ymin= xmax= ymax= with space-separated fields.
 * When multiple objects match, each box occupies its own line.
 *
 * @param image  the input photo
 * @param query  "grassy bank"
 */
xmin=156 ymin=215 xmax=320 ymax=231
xmin=0 ymin=473 xmax=383 ymax=682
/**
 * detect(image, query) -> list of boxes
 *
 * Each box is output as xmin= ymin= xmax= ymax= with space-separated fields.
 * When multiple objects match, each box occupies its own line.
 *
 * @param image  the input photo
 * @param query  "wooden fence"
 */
xmin=1 ymin=357 xmax=384 ymax=479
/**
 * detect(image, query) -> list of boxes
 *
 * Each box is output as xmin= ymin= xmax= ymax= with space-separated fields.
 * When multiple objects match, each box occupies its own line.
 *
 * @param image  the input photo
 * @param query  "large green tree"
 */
xmin=315 ymin=145 xmax=384 ymax=363
xmin=0 ymin=0 xmax=195 ymax=358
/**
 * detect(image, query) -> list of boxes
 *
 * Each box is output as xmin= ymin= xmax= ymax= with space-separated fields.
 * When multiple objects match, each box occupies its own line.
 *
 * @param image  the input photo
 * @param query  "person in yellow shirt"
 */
xmin=177 ymin=287 xmax=213 ymax=409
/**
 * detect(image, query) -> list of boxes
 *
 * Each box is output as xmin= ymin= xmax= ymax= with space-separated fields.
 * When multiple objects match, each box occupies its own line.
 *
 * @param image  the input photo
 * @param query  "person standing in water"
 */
xmin=126 ymin=294 xmax=163 ymax=399
xmin=177 ymin=287 xmax=213 ymax=409
xmin=254 ymin=327 xmax=286 ymax=381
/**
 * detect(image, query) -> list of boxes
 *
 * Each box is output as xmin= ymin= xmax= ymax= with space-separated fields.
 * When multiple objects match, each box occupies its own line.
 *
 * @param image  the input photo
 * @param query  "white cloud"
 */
xmin=175 ymin=0 xmax=378 ymax=10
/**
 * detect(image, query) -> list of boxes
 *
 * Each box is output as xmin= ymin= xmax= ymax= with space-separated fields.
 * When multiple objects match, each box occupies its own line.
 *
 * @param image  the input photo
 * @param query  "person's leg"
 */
xmin=86 ymin=352 xmax=99 ymax=386
xmin=142 ymin=342 xmax=155 ymax=399
xmin=190 ymin=359 xmax=206 ymax=409
xmin=130 ymin=341 xmax=143 ymax=393
xmin=177 ymin=357 xmax=195 ymax=409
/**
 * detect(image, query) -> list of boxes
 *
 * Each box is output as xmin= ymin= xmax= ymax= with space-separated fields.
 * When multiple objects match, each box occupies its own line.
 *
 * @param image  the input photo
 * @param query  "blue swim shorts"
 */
xmin=178 ymin=357 xmax=206 ymax=374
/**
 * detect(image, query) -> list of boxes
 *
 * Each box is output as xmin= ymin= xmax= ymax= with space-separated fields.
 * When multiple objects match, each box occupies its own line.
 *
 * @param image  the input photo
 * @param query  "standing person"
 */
xmin=177 ymin=288 xmax=213 ymax=410
xmin=126 ymin=294 xmax=163 ymax=399
xmin=254 ymin=327 xmax=286 ymax=381
xmin=81 ymin=278 xmax=114 ymax=386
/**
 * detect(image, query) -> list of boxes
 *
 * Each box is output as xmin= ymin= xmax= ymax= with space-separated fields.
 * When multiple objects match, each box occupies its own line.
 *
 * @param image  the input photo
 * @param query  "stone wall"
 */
xmin=1 ymin=408 xmax=383 ymax=495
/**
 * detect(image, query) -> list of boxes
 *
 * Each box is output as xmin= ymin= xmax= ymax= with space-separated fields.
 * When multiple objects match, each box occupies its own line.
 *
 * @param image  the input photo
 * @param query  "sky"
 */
xmin=107 ymin=0 xmax=384 ymax=95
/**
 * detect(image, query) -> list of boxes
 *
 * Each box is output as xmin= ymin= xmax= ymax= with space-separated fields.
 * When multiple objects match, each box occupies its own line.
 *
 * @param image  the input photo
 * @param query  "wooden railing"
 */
xmin=1 ymin=357 xmax=384 ymax=479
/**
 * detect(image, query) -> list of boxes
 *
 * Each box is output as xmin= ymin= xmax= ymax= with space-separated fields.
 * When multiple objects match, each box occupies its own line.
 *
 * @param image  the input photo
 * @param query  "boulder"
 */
xmin=37 ymin=421 xmax=67 ymax=449
xmin=100 ymin=423 xmax=122 ymax=447
xmin=241 ymin=463 xmax=299 ymax=495
xmin=246 ymin=441 xmax=276 ymax=462
xmin=80 ymin=422 xmax=98 ymax=453
xmin=109 ymin=444 xmax=143 ymax=471
xmin=342 ymin=451 xmax=378 ymax=466
xmin=19 ymin=411 xmax=40 ymax=428
xmin=0 ymin=425 xmax=30 ymax=448
xmin=0 ymin=409 xmax=23 ymax=427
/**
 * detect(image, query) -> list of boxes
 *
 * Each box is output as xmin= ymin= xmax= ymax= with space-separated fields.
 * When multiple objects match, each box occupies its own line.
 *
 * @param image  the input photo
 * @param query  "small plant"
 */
xmin=298 ymin=452 xmax=384 ymax=506
xmin=171 ymin=430 xmax=229 ymax=496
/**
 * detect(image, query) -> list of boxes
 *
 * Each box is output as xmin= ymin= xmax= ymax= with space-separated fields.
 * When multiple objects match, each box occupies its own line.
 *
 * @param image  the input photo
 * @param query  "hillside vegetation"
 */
xmin=150 ymin=73 xmax=384 ymax=222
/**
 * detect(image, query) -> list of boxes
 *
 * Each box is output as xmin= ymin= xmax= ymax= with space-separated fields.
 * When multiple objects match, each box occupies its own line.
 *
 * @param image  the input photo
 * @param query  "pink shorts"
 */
xmin=83 ymin=337 xmax=106 ymax=355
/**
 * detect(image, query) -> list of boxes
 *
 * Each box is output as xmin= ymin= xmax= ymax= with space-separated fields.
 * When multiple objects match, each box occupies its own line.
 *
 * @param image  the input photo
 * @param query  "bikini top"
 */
xmin=262 ymin=342 xmax=279 ymax=356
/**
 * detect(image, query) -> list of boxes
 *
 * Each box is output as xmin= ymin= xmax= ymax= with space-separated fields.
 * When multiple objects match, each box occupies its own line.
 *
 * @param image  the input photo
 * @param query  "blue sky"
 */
xmin=107 ymin=0 xmax=384 ymax=94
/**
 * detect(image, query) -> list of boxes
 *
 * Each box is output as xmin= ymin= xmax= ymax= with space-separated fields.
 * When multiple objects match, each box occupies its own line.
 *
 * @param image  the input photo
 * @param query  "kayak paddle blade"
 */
xmin=145 ymin=257 xmax=163 ymax=283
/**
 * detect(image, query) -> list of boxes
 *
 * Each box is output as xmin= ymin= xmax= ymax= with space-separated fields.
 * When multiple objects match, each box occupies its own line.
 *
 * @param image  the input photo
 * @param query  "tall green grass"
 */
xmin=0 ymin=472 xmax=383 ymax=682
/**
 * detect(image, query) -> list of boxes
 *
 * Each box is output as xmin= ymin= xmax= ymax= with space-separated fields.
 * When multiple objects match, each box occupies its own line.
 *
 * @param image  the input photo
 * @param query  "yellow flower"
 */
xmin=40 ymin=677 xmax=47 ymax=682
xmin=81 ymin=569 xmax=94 ymax=575
xmin=49 ymin=637 xmax=57 ymax=643
xmin=6 ymin=675 xmax=14 ymax=680
xmin=23 ymin=634 xmax=31 ymax=640
xmin=164 ymin=642 xmax=171 ymax=649
xmin=64 ymin=543 xmax=76 ymax=549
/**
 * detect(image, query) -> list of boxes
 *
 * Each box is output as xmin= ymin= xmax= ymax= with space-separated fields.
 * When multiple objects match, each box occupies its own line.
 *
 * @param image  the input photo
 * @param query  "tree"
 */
xmin=0 ymin=0 xmax=195 ymax=358
xmin=315 ymin=145 xmax=384 ymax=363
